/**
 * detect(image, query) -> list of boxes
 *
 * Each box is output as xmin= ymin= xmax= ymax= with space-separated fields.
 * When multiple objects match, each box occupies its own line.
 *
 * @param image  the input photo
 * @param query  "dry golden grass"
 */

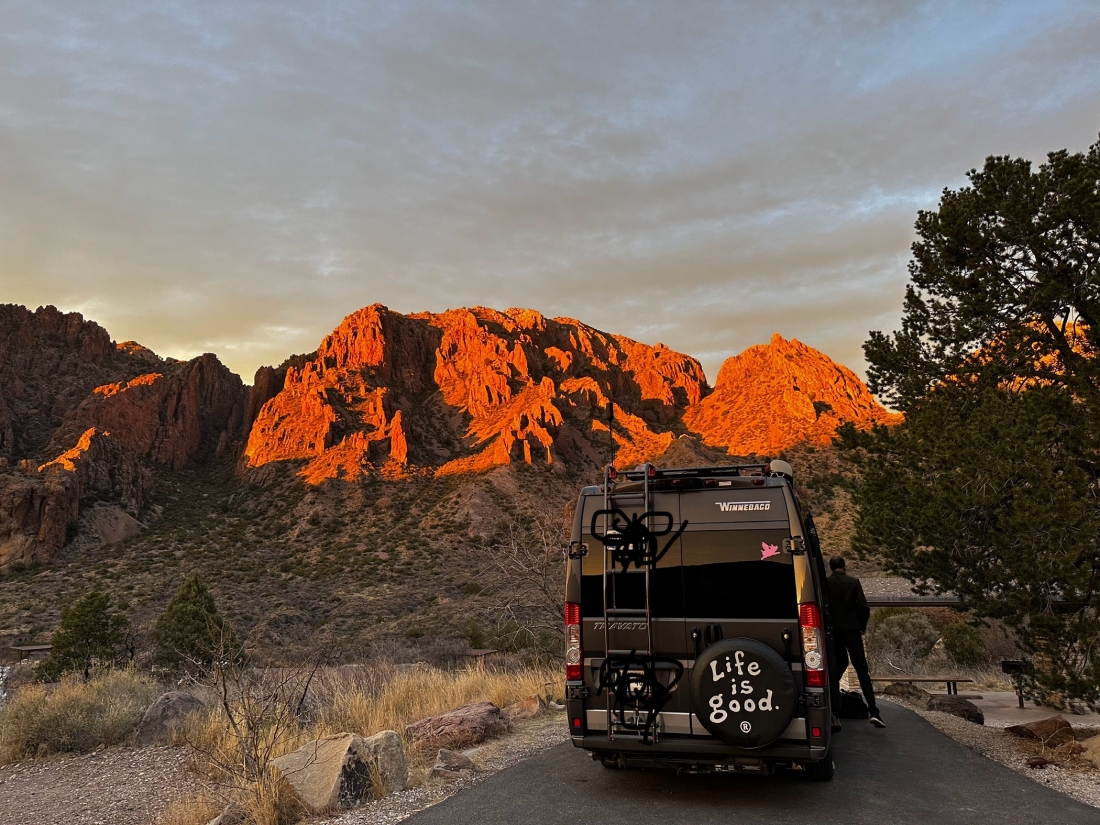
xmin=153 ymin=793 xmax=225 ymax=825
xmin=0 ymin=669 xmax=159 ymax=762
xmin=315 ymin=661 xmax=563 ymax=740
xmin=174 ymin=662 xmax=563 ymax=825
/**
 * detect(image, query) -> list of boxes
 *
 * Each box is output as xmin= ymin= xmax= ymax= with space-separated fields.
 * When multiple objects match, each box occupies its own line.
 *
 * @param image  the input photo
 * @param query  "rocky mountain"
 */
xmin=0 ymin=302 xmax=895 ymax=573
xmin=242 ymin=305 xmax=708 ymax=484
xmin=684 ymin=333 xmax=902 ymax=454
xmin=0 ymin=305 xmax=247 ymax=570
xmin=0 ymin=301 xmax=895 ymax=658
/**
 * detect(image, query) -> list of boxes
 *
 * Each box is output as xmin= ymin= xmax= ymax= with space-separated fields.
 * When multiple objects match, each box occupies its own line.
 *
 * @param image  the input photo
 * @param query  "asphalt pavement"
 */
xmin=405 ymin=703 xmax=1097 ymax=825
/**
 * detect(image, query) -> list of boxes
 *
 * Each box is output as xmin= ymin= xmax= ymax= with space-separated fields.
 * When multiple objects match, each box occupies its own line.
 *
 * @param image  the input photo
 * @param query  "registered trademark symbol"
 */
xmin=740 ymin=720 xmax=751 ymax=733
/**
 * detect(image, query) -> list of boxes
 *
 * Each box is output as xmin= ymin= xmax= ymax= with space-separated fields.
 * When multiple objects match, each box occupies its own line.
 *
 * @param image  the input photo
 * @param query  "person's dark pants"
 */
xmin=831 ymin=630 xmax=879 ymax=716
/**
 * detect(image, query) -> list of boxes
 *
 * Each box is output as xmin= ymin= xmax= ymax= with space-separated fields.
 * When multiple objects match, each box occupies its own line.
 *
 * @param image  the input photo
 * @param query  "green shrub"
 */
xmin=153 ymin=573 xmax=242 ymax=673
xmin=462 ymin=619 xmax=486 ymax=649
xmin=866 ymin=610 xmax=939 ymax=662
xmin=0 ymin=670 xmax=158 ymax=761
xmin=39 ymin=590 xmax=129 ymax=681
xmin=943 ymin=623 xmax=988 ymax=668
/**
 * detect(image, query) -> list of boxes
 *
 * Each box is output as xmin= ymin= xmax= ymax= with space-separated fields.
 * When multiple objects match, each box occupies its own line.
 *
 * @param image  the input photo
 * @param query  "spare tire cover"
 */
xmin=690 ymin=638 xmax=797 ymax=748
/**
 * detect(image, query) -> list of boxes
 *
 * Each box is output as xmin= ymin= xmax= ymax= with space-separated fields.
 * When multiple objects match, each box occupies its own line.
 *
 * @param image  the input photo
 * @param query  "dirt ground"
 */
xmin=0 ymin=744 xmax=201 ymax=825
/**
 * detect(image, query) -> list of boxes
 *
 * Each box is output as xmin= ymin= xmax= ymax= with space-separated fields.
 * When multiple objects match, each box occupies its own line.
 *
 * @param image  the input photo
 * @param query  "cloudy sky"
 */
xmin=1 ymin=1 xmax=1098 ymax=385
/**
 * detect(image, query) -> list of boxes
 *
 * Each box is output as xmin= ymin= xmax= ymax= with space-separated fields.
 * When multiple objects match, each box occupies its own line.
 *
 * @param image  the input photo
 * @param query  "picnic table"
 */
xmin=9 ymin=644 xmax=51 ymax=662
xmin=871 ymin=674 xmax=974 ymax=696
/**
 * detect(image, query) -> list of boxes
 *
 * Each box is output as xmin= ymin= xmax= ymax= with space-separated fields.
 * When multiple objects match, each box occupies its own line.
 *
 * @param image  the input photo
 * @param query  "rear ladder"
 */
xmin=600 ymin=464 xmax=656 ymax=741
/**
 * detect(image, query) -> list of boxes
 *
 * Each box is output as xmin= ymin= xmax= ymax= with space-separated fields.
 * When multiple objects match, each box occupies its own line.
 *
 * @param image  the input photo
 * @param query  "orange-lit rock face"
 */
xmin=244 ymin=305 xmax=710 ymax=481
xmin=0 ymin=305 xmax=250 ymax=567
xmin=0 ymin=427 xmax=151 ymax=571
xmin=49 ymin=354 xmax=249 ymax=472
xmin=684 ymin=334 xmax=901 ymax=455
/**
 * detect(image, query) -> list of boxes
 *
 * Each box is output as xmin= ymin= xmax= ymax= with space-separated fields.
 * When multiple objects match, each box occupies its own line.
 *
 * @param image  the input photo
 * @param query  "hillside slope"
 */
xmin=0 ymin=302 xmax=894 ymax=659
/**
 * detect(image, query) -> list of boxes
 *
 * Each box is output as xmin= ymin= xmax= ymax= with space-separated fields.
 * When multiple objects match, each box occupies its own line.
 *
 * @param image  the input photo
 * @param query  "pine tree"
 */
xmin=153 ymin=573 xmax=241 ymax=672
xmin=41 ymin=591 xmax=128 ymax=680
xmin=847 ymin=135 xmax=1100 ymax=706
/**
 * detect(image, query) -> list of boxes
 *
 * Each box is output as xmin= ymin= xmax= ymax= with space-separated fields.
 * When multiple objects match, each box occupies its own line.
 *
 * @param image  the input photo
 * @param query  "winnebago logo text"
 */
xmin=717 ymin=501 xmax=771 ymax=512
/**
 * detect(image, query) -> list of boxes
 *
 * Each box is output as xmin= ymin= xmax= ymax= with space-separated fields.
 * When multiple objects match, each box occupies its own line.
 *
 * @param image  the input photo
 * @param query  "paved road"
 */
xmin=406 ymin=704 xmax=1097 ymax=825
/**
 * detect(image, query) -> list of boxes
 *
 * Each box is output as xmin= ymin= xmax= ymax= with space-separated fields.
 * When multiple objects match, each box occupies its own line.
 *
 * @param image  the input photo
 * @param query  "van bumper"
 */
xmin=570 ymin=733 xmax=829 ymax=766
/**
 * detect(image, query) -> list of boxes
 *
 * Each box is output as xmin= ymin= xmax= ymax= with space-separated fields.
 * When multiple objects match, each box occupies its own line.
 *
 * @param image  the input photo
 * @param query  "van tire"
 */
xmin=804 ymin=755 xmax=834 ymax=781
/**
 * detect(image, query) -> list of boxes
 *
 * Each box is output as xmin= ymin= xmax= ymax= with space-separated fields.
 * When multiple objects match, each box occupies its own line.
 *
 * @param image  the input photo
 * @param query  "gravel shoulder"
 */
xmin=324 ymin=710 xmax=570 ymax=825
xmin=881 ymin=697 xmax=1100 ymax=809
xmin=0 ymin=744 xmax=201 ymax=825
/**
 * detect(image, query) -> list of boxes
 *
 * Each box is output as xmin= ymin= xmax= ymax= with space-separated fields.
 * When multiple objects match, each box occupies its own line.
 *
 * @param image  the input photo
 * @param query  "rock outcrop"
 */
xmin=271 ymin=731 xmax=407 ymax=811
xmin=1006 ymin=715 xmax=1075 ymax=746
xmin=0 ymin=305 xmax=161 ymax=462
xmin=1 ymin=301 xmax=900 ymax=568
xmin=0 ymin=305 xmax=249 ymax=569
xmin=49 ymin=353 xmax=250 ymax=471
xmin=684 ymin=333 xmax=902 ymax=455
xmin=135 ymin=691 xmax=206 ymax=746
xmin=926 ymin=695 xmax=985 ymax=725
xmin=243 ymin=305 xmax=709 ymax=482
xmin=0 ymin=428 xmax=150 ymax=570
xmin=241 ymin=309 xmax=897 ymax=484
xmin=404 ymin=701 xmax=509 ymax=751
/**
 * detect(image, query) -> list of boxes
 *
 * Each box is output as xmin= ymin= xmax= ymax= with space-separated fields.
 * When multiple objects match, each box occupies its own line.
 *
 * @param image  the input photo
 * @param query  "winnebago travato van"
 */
xmin=564 ymin=461 xmax=836 ymax=779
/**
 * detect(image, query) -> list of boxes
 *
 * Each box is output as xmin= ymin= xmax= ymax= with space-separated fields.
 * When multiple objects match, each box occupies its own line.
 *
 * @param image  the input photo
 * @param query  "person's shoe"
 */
xmin=831 ymin=714 xmax=842 ymax=733
xmin=869 ymin=714 xmax=886 ymax=728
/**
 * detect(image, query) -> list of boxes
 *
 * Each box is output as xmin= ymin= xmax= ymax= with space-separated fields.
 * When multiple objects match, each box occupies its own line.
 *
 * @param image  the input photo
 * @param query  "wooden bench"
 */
xmin=871 ymin=674 xmax=974 ymax=696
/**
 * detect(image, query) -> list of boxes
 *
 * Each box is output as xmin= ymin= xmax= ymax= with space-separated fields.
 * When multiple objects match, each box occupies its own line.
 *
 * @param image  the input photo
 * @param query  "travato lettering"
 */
xmin=716 ymin=501 xmax=771 ymax=512
xmin=592 ymin=621 xmax=648 ymax=631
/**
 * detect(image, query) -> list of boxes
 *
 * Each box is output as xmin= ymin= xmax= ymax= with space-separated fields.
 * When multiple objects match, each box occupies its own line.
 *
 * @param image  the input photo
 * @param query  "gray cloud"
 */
xmin=1 ymin=1 xmax=1098 ymax=385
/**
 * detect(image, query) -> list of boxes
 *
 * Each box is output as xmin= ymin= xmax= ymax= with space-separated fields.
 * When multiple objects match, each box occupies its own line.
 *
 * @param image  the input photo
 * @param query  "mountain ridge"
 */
xmin=0 ymin=301 xmax=896 ymax=571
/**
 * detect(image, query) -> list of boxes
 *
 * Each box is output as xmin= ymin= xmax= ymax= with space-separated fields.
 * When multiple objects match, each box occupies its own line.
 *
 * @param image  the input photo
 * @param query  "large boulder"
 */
xmin=405 ymin=702 xmax=508 ymax=751
xmin=135 ymin=691 xmax=206 ymax=746
xmin=271 ymin=731 xmax=406 ymax=813
xmin=430 ymin=748 xmax=476 ymax=779
xmin=1006 ymin=716 xmax=1075 ymax=746
xmin=926 ymin=696 xmax=985 ymax=725
xmin=1081 ymin=734 xmax=1100 ymax=769
xmin=361 ymin=730 xmax=408 ymax=795
xmin=883 ymin=682 xmax=932 ymax=708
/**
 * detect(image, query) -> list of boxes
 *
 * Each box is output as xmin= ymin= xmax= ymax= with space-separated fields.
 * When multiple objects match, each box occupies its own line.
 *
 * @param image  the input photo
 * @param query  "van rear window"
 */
xmin=681 ymin=529 xmax=796 ymax=619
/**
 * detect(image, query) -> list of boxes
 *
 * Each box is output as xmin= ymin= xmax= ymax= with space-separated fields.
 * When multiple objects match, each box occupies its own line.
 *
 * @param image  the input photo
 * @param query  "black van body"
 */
xmin=564 ymin=462 xmax=836 ymax=778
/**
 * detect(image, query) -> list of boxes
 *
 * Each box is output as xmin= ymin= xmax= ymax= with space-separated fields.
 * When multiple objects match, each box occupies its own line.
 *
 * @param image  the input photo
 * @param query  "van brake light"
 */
xmin=565 ymin=602 xmax=582 ymax=681
xmin=799 ymin=603 xmax=826 ymax=688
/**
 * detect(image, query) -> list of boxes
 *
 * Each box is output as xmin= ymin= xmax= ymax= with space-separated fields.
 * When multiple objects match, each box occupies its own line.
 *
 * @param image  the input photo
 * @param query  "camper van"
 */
xmin=563 ymin=461 xmax=836 ymax=779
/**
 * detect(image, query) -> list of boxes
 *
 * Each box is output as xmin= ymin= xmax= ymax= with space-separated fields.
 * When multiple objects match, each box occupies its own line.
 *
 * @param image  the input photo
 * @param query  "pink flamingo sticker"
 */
xmin=761 ymin=542 xmax=780 ymax=560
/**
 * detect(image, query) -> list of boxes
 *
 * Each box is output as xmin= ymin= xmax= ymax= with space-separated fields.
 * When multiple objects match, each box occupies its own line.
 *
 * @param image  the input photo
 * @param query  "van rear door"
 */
xmin=578 ymin=490 xmax=692 ymax=737
xmin=678 ymin=486 xmax=804 ymax=738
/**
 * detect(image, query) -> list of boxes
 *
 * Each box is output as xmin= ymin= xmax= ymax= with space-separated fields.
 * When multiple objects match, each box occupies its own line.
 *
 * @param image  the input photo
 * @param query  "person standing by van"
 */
xmin=827 ymin=556 xmax=886 ymax=728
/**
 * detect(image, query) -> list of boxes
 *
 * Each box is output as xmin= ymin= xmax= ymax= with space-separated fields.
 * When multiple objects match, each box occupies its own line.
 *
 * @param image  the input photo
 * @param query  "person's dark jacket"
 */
xmin=827 ymin=571 xmax=871 ymax=633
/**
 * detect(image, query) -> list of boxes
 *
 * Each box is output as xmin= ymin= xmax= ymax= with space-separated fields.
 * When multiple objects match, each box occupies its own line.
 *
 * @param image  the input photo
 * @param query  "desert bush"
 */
xmin=486 ymin=507 xmax=567 ymax=658
xmin=0 ymin=669 xmax=158 ymax=761
xmin=943 ymin=623 xmax=989 ymax=668
xmin=866 ymin=609 xmax=939 ymax=668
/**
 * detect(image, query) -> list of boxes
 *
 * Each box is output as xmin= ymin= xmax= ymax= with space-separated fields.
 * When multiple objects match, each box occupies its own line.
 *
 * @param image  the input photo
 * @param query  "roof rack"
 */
xmin=617 ymin=463 xmax=770 ymax=481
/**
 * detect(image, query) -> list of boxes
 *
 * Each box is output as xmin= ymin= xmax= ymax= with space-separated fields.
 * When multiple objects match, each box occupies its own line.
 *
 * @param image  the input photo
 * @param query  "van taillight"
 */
xmin=565 ymin=602 xmax=582 ymax=681
xmin=799 ymin=603 xmax=826 ymax=688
